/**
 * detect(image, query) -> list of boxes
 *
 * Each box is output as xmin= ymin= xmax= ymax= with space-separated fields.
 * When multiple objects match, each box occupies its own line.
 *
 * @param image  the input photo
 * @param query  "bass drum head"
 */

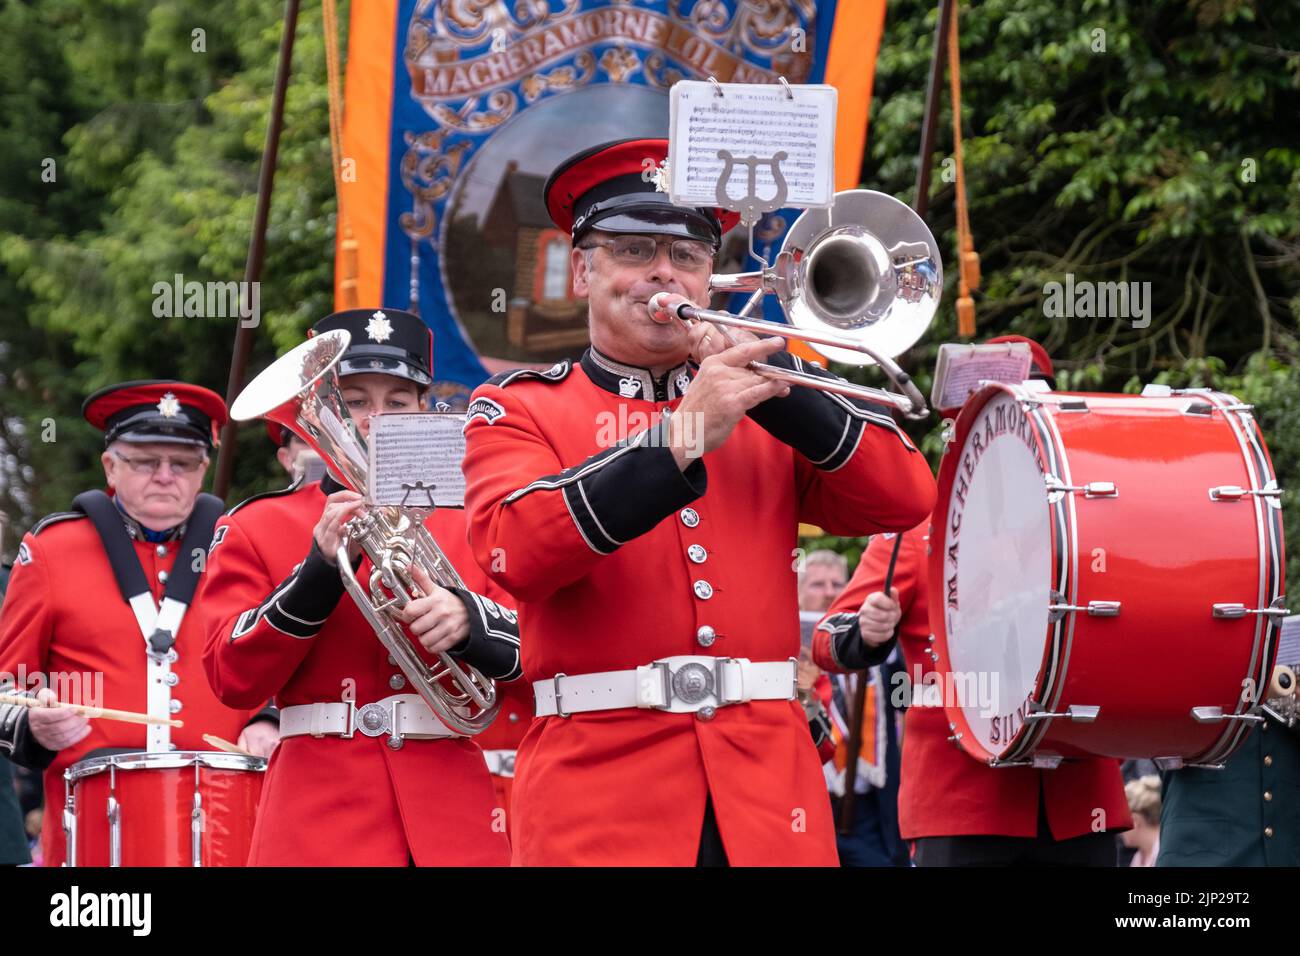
xmin=932 ymin=386 xmax=1053 ymax=762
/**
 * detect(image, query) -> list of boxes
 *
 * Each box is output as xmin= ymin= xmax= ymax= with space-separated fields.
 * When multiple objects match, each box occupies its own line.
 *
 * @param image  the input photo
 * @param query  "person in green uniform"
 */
xmin=1159 ymin=715 xmax=1300 ymax=866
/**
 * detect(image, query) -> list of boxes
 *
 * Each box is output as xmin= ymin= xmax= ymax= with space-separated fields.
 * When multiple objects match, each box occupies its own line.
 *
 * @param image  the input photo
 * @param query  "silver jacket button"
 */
xmin=693 ymin=580 xmax=714 ymax=600
xmin=679 ymin=508 xmax=700 ymax=528
xmin=696 ymin=625 xmax=717 ymax=648
xmin=164 ymin=672 xmax=180 ymax=687
xmin=169 ymin=699 xmax=183 ymax=714
xmin=508 ymin=713 xmax=520 ymax=723
xmin=696 ymin=706 xmax=716 ymax=722
xmin=389 ymin=674 xmax=406 ymax=690
xmin=687 ymin=544 xmax=707 ymax=564
xmin=156 ymin=545 xmax=168 ymax=557
xmin=158 ymin=569 xmax=169 ymax=583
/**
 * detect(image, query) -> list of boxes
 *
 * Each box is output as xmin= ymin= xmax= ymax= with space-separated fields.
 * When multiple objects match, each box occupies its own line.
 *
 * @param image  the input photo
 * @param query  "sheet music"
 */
xmin=668 ymin=81 xmax=836 ymax=210
xmin=931 ymin=343 xmax=1034 ymax=412
xmin=367 ymin=412 xmax=467 ymax=508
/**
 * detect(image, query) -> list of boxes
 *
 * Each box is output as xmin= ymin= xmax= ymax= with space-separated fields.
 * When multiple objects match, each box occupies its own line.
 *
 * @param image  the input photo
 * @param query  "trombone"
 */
xmin=647 ymin=189 xmax=940 ymax=420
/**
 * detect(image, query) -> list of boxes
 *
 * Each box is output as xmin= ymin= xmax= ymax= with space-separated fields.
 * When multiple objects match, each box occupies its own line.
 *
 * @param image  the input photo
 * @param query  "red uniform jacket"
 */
xmin=814 ymin=524 xmax=1132 ymax=840
xmin=463 ymin=349 xmax=936 ymax=865
xmin=199 ymin=477 xmax=518 ymax=866
xmin=0 ymin=509 xmax=264 ymax=866
xmin=473 ymin=677 xmax=533 ymax=824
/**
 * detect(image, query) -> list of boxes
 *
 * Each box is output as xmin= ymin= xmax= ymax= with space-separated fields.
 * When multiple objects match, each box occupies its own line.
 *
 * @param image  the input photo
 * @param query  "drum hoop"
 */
xmin=65 ymin=750 xmax=267 ymax=782
xmin=932 ymin=383 xmax=1069 ymax=763
xmin=1003 ymin=392 xmax=1076 ymax=762
xmin=1192 ymin=390 xmax=1285 ymax=765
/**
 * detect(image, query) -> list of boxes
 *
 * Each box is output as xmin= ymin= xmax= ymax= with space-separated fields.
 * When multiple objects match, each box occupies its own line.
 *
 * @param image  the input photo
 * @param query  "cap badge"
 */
xmin=156 ymin=393 xmax=181 ymax=418
xmin=618 ymin=377 xmax=642 ymax=398
xmin=367 ymin=310 xmax=394 ymax=344
xmin=651 ymin=158 xmax=671 ymax=194
xmin=675 ymin=370 xmax=691 ymax=394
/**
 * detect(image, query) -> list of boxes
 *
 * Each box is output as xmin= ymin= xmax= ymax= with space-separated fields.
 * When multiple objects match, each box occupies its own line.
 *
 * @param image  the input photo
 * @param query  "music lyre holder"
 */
xmin=708 ymin=76 xmax=793 ymax=319
xmin=399 ymin=481 xmax=437 ymax=509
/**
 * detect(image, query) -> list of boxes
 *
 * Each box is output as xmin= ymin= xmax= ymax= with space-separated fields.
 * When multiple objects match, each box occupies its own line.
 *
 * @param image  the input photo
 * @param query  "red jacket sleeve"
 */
xmin=813 ymin=526 xmax=925 ymax=673
xmin=462 ymin=382 xmax=706 ymax=603
xmin=200 ymin=514 xmax=344 ymax=710
xmin=0 ymin=533 xmax=55 ymax=687
xmin=745 ymin=351 xmax=937 ymax=536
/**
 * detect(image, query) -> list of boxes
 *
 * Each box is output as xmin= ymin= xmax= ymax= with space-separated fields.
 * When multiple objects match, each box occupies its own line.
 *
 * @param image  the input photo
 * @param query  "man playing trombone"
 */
xmin=462 ymin=138 xmax=937 ymax=866
xmin=200 ymin=309 xmax=522 ymax=865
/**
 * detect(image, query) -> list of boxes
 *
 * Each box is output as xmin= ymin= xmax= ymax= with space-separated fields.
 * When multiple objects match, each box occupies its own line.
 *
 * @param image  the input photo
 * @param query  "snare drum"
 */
xmin=64 ymin=751 xmax=266 ymax=866
xmin=931 ymin=383 xmax=1286 ymax=769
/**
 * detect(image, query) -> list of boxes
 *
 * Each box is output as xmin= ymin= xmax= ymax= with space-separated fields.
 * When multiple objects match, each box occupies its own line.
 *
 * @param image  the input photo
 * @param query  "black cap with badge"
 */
xmin=82 ymin=380 xmax=227 ymax=449
xmin=310 ymin=308 xmax=433 ymax=387
xmin=544 ymin=138 xmax=741 ymax=247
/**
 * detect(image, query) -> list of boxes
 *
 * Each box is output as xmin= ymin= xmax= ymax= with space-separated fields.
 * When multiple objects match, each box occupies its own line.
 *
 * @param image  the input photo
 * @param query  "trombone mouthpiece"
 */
xmin=647 ymin=292 xmax=680 ymax=324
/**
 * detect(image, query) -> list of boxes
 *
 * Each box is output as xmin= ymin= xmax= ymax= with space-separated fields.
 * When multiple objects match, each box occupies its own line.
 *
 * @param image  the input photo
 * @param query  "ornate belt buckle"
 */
xmin=354 ymin=702 xmax=391 ymax=737
xmin=671 ymin=662 xmax=716 ymax=707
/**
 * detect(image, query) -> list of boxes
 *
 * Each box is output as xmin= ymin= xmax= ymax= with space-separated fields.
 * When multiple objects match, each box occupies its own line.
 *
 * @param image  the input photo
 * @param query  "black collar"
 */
xmin=580 ymin=348 xmax=693 ymax=402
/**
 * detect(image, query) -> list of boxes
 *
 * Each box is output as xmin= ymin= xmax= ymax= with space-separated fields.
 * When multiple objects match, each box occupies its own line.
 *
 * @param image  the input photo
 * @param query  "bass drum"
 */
xmin=929 ymin=383 xmax=1285 ymax=768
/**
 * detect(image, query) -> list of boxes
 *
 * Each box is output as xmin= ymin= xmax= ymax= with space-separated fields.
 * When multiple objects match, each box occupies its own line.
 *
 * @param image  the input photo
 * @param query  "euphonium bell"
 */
xmin=230 ymin=330 xmax=500 ymax=735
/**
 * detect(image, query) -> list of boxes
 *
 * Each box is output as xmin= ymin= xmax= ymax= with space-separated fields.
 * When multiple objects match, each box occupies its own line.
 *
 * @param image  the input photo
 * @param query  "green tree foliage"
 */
xmin=1 ymin=0 xmax=340 ymax=534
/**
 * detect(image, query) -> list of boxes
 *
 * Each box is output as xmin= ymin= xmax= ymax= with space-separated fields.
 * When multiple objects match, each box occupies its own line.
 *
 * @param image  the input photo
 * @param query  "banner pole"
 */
xmin=213 ymin=0 xmax=302 ymax=501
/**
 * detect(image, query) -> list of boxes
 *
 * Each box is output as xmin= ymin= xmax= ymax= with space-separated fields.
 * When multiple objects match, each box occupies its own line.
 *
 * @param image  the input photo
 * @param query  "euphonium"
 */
xmin=230 ymin=329 xmax=500 ymax=735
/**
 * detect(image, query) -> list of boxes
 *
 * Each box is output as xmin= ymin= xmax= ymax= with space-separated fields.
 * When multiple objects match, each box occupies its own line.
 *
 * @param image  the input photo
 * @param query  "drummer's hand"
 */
xmin=858 ymin=589 xmax=901 ymax=647
xmin=26 ymin=688 xmax=91 ymax=751
xmin=313 ymin=490 xmax=366 ymax=567
xmin=396 ymin=565 xmax=470 ymax=655
xmin=237 ymin=720 xmax=280 ymax=758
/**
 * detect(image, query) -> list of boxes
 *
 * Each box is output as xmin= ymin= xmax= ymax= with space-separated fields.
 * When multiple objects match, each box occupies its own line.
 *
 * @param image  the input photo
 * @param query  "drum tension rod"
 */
xmin=1024 ymin=703 xmax=1100 ymax=723
xmin=1211 ymin=597 xmax=1289 ymax=620
xmin=1190 ymin=706 xmax=1265 ymax=725
xmin=1044 ymin=477 xmax=1118 ymax=500
xmin=1208 ymin=482 xmax=1282 ymax=502
xmin=1048 ymin=591 xmax=1121 ymax=622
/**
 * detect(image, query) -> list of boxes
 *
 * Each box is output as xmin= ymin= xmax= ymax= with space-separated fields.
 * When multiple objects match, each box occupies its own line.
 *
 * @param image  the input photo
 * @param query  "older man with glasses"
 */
xmin=0 ymin=380 xmax=279 ymax=866
xmin=462 ymin=138 xmax=936 ymax=866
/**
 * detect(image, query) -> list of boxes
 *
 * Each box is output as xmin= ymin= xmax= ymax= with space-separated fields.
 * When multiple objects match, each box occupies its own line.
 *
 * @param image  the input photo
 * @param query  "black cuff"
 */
xmin=746 ymin=351 xmax=911 ymax=469
xmin=820 ymin=613 xmax=898 ymax=670
xmin=0 ymin=694 xmax=57 ymax=771
xmin=246 ymin=701 xmax=280 ymax=726
xmin=265 ymin=542 xmax=351 ymax=638
xmin=445 ymin=588 xmax=523 ymax=682
xmin=809 ymin=706 xmax=834 ymax=750
xmin=509 ymin=416 xmax=706 ymax=555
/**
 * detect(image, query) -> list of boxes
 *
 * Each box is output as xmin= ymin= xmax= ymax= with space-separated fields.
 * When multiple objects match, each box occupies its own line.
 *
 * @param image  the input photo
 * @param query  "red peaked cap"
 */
xmin=544 ymin=138 xmax=741 ymax=243
xmin=83 ymin=380 xmax=227 ymax=448
xmin=985 ymin=335 xmax=1054 ymax=380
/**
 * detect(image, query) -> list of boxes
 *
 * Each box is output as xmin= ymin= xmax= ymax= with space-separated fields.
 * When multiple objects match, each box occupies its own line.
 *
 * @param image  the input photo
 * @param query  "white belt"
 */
xmin=279 ymin=694 xmax=462 ymax=744
xmin=483 ymin=749 xmax=517 ymax=777
xmin=533 ymin=657 xmax=797 ymax=717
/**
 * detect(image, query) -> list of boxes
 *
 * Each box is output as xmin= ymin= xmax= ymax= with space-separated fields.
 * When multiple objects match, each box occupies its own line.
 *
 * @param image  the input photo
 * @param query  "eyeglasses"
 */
xmin=112 ymin=450 xmax=207 ymax=475
xmin=583 ymin=235 xmax=715 ymax=271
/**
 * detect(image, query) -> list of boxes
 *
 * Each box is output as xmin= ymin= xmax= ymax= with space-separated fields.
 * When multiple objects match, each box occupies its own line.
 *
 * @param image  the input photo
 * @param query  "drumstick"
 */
xmin=0 ymin=693 xmax=183 ymax=729
xmin=837 ymin=534 xmax=904 ymax=835
xmin=203 ymin=734 xmax=254 ymax=757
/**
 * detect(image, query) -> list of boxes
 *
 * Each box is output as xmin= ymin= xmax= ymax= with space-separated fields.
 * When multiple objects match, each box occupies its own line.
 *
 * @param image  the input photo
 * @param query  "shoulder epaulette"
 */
xmin=228 ymin=481 xmax=306 ymax=516
xmin=30 ymin=511 xmax=85 ymax=536
xmin=486 ymin=360 xmax=572 ymax=388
